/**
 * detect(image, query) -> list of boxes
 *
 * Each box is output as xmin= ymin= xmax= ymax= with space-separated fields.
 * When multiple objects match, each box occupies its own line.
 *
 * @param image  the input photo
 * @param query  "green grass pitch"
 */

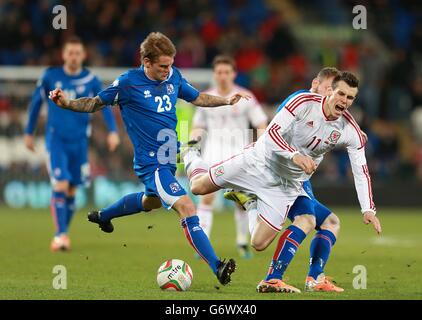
xmin=0 ymin=206 xmax=421 ymax=300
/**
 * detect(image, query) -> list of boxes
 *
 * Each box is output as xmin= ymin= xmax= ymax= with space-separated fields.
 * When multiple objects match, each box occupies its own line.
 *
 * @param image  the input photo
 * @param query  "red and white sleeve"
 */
xmin=347 ymin=146 xmax=377 ymax=214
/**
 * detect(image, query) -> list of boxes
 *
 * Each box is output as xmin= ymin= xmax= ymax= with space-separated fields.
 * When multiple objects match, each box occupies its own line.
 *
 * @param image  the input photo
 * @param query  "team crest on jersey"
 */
xmin=214 ymin=166 xmax=225 ymax=177
xmin=144 ymin=90 xmax=152 ymax=98
xmin=166 ymin=84 xmax=175 ymax=95
xmin=169 ymin=182 xmax=181 ymax=193
xmin=328 ymin=130 xmax=341 ymax=144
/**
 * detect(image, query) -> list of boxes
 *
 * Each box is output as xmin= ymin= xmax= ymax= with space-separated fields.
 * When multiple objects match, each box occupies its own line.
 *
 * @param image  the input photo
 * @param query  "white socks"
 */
xmin=197 ymin=203 xmax=213 ymax=238
xmin=234 ymin=206 xmax=249 ymax=246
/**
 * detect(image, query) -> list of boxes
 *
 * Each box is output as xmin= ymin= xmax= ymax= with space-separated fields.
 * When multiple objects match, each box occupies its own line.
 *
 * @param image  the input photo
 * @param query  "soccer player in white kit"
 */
xmin=190 ymin=55 xmax=268 ymax=258
xmin=182 ymin=71 xmax=382 ymax=293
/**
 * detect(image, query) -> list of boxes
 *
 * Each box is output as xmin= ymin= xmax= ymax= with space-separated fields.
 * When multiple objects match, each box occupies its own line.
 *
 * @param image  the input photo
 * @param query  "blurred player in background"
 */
xmin=183 ymin=71 xmax=382 ymax=293
xmin=49 ymin=32 xmax=250 ymax=285
xmin=190 ymin=55 xmax=267 ymax=259
xmin=24 ymin=37 xmax=120 ymax=252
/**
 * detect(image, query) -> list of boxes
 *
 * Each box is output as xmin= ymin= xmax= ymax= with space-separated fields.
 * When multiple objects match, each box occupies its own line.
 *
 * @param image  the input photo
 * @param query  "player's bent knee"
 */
xmin=321 ymin=213 xmax=341 ymax=233
xmin=293 ymin=214 xmax=316 ymax=234
xmin=173 ymin=197 xmax=196 ymax=218
xmin=251 ymin=240 xmax=267 ymax=252
xmin=53 ymin=180 xmax=69 ymax=193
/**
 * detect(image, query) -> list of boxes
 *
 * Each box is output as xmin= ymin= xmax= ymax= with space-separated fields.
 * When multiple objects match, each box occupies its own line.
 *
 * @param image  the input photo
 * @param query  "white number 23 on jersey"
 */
xmin=156 ymin=95 xmax=172 ymax=113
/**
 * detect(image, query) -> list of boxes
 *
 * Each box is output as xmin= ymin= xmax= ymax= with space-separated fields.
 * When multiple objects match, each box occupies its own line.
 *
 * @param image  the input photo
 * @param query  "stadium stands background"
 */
xmin=0 ymin=0 xmax=421 ymax=207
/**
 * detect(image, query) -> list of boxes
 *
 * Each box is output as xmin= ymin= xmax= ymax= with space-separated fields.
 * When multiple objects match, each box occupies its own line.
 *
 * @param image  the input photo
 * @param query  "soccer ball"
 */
xmin=157 ymin=259 xmax=193 ymax=291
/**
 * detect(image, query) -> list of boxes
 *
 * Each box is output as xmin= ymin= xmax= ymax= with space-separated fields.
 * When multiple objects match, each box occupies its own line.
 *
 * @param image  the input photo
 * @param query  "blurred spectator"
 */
xmin=0 ymin=0 xmax=420 ymax=186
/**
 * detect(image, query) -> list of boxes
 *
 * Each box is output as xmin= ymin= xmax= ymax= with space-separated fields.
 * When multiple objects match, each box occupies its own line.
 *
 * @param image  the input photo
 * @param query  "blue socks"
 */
xmin=265 ymin=225 xmax=306 ymax=281
xmin=308 ymin=229 xmax=337 ymax=279
xmin=181 ymin=215 xmax=219 ymax=274
xmin=66 ymin=196 xmax=76 ymax=227
xmin=99 ymin=192 xmax=145 ymax=222
xmin=51 ymin=191 xmax=68 ymax=236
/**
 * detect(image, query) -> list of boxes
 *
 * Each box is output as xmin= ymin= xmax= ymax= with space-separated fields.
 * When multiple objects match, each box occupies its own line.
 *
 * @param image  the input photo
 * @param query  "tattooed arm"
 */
xmin=49 ymin=88 xmax=106 ymax=113
xmin=190 ymin=92 xmax=251 ymax=108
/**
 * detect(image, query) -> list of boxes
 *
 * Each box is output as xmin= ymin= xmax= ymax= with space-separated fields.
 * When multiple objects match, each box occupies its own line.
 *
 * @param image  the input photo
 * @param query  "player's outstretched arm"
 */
xmin=191 ymin=92 xmax=251 ymax=108
xmin=49 ymin=88 xmax=106 ymax=113
xmin=363 ymin=211 xmax=382 ymax=234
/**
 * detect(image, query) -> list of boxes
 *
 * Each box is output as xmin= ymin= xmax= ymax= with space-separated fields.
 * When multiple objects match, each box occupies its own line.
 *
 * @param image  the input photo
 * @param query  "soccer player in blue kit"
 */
xmin=24 ymin=37 xmax=120 ymax=252
xmin=49 ymin=32 xmax=249 ymax=285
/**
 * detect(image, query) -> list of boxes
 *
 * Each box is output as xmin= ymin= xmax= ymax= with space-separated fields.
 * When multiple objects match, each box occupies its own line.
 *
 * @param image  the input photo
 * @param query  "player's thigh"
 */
xmin=208 ymin=152 xmax=263 ymax=195
xmin=153 ymin=166 xmax=188 ymax=211
xmin=287 ymin=196 xmax=316 ymax=234
xmin=190 ymin=173 xmax=220 ymax=195
xmin=250 ymin=216 xmax=278 ymax=251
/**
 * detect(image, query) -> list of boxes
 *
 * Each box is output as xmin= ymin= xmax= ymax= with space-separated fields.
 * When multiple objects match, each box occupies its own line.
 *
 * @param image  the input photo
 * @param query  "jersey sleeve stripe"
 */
xmin=268 ymin=123 xmax=296 ymax=153
xmin=362 ymin=164 xmax=376 ymax=210
xmin=285 ymin=96 xmax=322 ymax=116
xmin=343 ymin=111 xmax=365 ymax=149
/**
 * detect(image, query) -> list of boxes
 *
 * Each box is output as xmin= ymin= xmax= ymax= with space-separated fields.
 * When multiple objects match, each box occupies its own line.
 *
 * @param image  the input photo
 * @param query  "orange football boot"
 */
xmin=257 ymin=279 xmax=301 ymax=293
xmin=305 ymin=274 xmax=344 ymax=292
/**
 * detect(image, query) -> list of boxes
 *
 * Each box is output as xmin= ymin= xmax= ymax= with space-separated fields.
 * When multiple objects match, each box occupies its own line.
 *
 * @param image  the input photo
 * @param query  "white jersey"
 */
xmin=253 ymin=92 xmax=376 ymax=214
xmin=192 ymin=85 xmax=267 ymax=163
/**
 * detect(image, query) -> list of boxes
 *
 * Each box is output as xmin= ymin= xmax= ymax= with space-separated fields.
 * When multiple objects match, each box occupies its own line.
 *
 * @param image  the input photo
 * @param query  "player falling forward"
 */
xmin=225 ymin=67 xmax=368 ymax=292
xmin=182 ymin=71 xmax=382 ymax=293
xmin=190 ymin=55 xmax=267 ymax=259
xmin=24 ymin=37 xmax=120 ymax=251
xmin=49 ymin=32 xmax=250 ymax=285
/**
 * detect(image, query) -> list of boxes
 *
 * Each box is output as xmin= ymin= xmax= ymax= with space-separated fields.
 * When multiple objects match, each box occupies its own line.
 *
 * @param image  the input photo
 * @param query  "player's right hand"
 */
xmin=363 ymin=211 xmax=382 ymax=234
xmin=24 ymin=134 xmax=35 ymax=152
xmin=292 ymin=153 xmax=317 ymax=175
xmin=49 ymin=88 xmax=69 ymax=108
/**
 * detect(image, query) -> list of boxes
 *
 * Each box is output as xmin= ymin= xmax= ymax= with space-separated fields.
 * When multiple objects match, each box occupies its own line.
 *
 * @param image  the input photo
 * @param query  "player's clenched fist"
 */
xmin=49 ymin=88 xmax=69 ymax=108
xmin=292 ymin=153 xmax=317 ymax=175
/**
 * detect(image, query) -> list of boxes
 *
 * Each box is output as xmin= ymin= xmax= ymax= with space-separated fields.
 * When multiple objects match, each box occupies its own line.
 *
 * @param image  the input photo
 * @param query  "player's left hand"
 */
xmin=227 ymin=92 xmax=251 ymax=105
xmin=363 ymin=211 xmax=382 ymax=234
xmin=107 ymin=132 xmax=120 ymax=152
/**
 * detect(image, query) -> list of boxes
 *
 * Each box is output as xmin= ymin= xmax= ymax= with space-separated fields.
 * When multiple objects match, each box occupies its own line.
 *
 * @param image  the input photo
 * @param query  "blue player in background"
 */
xmin=49 ymin=32 xmax=250 ymax=285
xmin=24 ymin=37 xmax=120 ymax=252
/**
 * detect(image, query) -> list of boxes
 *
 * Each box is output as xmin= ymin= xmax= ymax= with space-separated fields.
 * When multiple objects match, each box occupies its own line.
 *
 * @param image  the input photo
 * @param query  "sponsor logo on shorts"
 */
xmin=169 ymin=182 xmax=181 ymax=193
xmin=214 ymin=166 xmax=225 ymax=177
xmin=328 ymin=130 xmax=341 ymax=144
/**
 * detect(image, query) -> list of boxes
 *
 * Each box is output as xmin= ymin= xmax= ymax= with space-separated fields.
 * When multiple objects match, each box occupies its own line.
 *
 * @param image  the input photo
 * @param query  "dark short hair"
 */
xmin=62 ymin=36 xmax=84 ymax=49
xmin=140 ymin=32 xmax=176 ymax=63
xmin=332 ymin=71 xmax=359 ymax=89
xmin=316 ymin=67 xmax=340 ymax=81
xmin=212 ymin=55 xmax=237 ymax=71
